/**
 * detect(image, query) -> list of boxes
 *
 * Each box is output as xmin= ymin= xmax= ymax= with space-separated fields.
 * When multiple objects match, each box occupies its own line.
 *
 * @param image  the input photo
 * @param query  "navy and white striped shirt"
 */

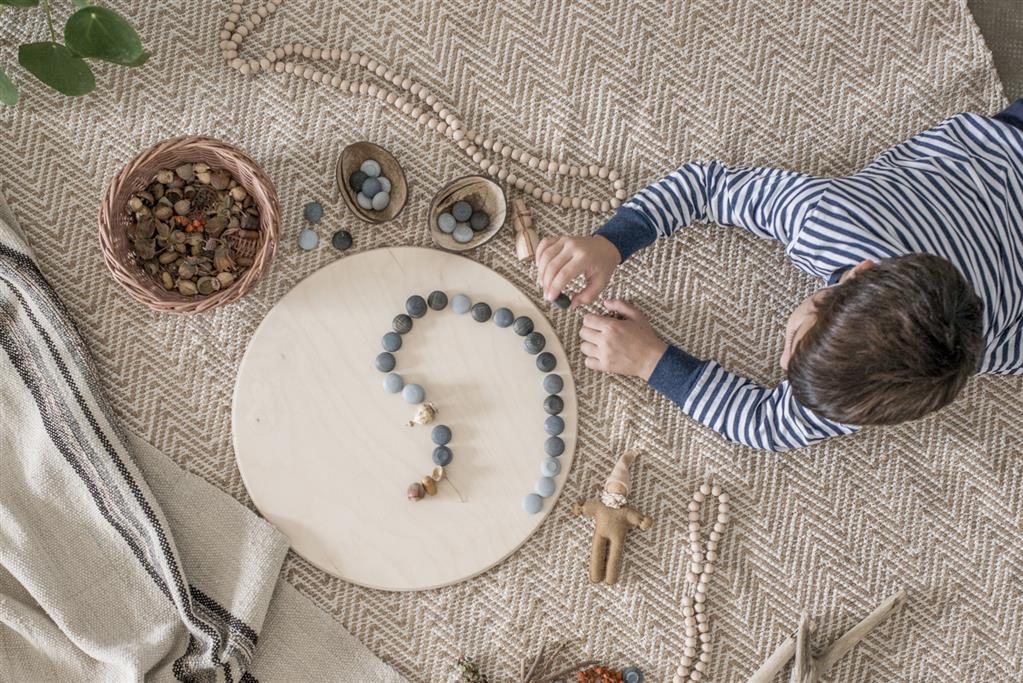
xmin=596 ymin=101 xmax=1023 ymax=451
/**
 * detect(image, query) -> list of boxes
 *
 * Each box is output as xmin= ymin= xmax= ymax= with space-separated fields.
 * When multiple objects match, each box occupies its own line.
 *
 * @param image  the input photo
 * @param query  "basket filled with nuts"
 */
xmin=98 ymin=135 xmax=281 ymax=314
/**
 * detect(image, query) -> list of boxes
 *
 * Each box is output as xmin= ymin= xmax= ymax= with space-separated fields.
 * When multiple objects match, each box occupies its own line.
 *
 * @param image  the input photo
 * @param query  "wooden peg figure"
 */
xmin=512 ymin=197 xmax=539 ymax=260
xmin=573 ymin=450 xmax=653 ymax=585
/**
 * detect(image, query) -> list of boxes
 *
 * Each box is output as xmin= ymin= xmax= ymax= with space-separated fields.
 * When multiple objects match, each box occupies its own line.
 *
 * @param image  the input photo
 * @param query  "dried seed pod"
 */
xmin=160 ymin=271 xmax=174 ymax=290
xmin=406 ymin=402 xmax=437 ymax=426
xmin=136 ymin=217 xmax=157 ymax=239
xmin=153 ymin=204 xmax=174 ymax=220
xmin=210 ymin=170 xmax=230 ymax=190
xmin=128 ymin=196 xmax=144 ymax=211
xmin=134 ymin=239 xmax=156 ymax=260
xmin=230 ymin=186 xmax=247 ymax=201
xmin=194 ymin=162 xmax=210 ymax=174
xmin=196 ymin=170 xmax=212 ymax=184
xmin=176 ymin=279 xmax=198 ymax=296
xmin=173 ymin=199 xmax=191 ymax=216
xmin=196 ymin=276 xmax=219 ymax=295
xmin=430 ymin=466 xmax=445 ymax=482
xmin=155 ymin=169 xmax=174 ymax=184
xmin=158 ymin=251 xmax=178 ymax=265
xmin=175 ymin=163 xmax=194 ymax=181
xmin=177 ymin=261 xmax=196 ymax=280
xmin=236 ymin=255 xmax=254 ymax=268
xmin=216 ymin=271 xmax=235 ymax=288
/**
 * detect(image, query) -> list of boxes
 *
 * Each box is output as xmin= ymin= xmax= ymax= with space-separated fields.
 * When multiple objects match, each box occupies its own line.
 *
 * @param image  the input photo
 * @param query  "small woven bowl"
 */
xmin=428 ymin=175 xmax=507 ymax=251
xmin=98 ymin=135 xmax=281 ymax=314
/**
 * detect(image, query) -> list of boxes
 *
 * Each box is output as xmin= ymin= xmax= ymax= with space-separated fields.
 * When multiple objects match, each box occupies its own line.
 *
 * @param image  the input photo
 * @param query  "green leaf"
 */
xmin=71 ymin=0 xmax=90 ymax=7
xmin=0 ymin=66 xmax=18 ymax=105
xmin=125 ymin=50 xmax=149 ymax=67
xmin=18 ymin=42 xmax=95 ymax=96
xmin=63 ymin=6 xmax=143 ymax=66
xmin=0 ymin=0 xmax=41 ymax=7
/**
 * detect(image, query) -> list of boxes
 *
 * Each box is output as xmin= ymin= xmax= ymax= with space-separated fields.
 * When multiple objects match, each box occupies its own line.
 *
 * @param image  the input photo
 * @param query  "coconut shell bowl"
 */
xmin=336 ymin=141 xmax=409 ymax=223
xmin=428 ymin=175 xmax=507 ymax=252
xmin=98 ymin=135 xmax=281 ymax=314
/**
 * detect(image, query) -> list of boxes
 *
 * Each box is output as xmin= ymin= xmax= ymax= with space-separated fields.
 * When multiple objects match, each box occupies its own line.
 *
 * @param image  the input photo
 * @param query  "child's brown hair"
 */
xmin=787 ymin=254 xmax=984 ymax=425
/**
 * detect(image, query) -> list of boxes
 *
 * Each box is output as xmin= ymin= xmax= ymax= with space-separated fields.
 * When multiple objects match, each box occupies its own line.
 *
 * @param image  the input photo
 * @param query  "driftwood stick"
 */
xmin=521 ymin=643 xmax=545 ymax=683
xmin=816 ymin=589 xmax=906 ymax=674
xmin=748 ymin=620 xmax=816 ymax=683
xmin=788 ymin=612 xmax=817 ymax=683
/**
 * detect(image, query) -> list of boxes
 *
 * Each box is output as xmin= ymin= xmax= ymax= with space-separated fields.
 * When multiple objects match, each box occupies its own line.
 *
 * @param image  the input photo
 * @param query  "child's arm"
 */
xmin=596 ymin=162 xmax=830 ymax=262
xmin=651 ymin=349 xmax=858 ymax=451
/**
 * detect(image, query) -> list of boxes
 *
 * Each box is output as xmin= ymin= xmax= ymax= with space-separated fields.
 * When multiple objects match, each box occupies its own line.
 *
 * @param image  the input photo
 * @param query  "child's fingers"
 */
xmin=603 ymin=299 xmax=640 ymax=319
xmin=534 ymin=236 xmax=556 ymax=269
xmin=578 ymin=325 xmax=601 ymax=343
xmin=571 ymin=275 xmax=605 ymax=308
xmin=584 ymin=356 xmax=602 ymax=371
xmin=535 ymin=237 xmax=564 ymax=283
xmin=582 ymin=314 xmax=612 ymax=331
xmin=580 ymin=341 xmax=600 ymax=358
xmin=547 ymin=258 xmax=580 ymax=301
xmin=542 ymin=251 xmax=575 ymax=300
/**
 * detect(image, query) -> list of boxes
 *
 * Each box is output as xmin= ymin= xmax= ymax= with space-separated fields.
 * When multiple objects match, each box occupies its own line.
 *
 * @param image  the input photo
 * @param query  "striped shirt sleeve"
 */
xmin=650 ymin=350 xmax=859 ymax=451
xmin=595 ymin=161 xmax=830 ymax=260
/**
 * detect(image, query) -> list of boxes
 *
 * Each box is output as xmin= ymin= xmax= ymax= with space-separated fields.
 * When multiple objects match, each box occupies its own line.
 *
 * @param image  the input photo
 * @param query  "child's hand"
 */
xmin=579 ymin=300 xmax=667 ymax=381
xmin=535 ymin=235 xmax=621 ymax=307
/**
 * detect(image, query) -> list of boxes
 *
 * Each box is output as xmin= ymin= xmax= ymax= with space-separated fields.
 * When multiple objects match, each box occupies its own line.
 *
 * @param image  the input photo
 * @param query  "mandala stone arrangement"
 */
xmin=374 ymin=290 xmax=566 ymax=513
xmin=125 ymin=163 xmax=259 ymax=297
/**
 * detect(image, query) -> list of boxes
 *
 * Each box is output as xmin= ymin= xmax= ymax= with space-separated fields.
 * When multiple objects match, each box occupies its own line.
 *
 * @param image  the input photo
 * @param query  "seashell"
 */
xmin=407 ymin=482 xmax=425 ymax=501
xmin=406 ymin=402 xmax=437 ymax=426
xmin=430 ymin=466 xmax=445 ymax=482
xmin=175 ymin=163 xmax=194 ymax=181
xmin=421 ymin=477 xmax=437 ymax=496
xmin=210 ymin=170 xmax=231 ymax=190
xmin=176 ymin=279 xmax=198 ymax=296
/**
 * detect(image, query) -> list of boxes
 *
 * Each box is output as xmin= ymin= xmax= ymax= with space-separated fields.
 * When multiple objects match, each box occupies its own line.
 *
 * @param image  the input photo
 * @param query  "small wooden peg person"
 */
xmin=573 ymin=449 xmax=653 ymax=585
xmin=512 ymin=198 xmax=539 ymax=260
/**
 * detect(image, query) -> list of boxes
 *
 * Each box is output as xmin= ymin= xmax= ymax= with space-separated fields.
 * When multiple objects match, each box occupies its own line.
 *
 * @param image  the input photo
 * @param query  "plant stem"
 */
xmin=41 ymin=0 xmax=56 ymax=43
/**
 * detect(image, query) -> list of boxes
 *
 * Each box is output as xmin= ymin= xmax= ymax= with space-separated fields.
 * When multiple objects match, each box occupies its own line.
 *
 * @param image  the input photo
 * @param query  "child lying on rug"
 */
xmin=536 ymin=100 xmax=1023 ymax=451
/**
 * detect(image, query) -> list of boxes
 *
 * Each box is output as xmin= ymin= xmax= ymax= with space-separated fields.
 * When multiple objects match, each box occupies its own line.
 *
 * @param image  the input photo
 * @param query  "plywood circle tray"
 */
xmin=232 ymin=246 xmax=577 ymax=591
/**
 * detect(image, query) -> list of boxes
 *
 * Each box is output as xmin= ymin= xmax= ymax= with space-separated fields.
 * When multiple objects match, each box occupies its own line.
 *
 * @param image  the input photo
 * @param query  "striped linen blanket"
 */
xmin=0 ymin=192 xmax=403 ymax=682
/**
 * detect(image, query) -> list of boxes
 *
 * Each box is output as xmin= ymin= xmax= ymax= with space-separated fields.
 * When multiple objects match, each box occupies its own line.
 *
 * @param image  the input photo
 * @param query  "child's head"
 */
xmin=781 ymin=254 xmax=984 ymax=425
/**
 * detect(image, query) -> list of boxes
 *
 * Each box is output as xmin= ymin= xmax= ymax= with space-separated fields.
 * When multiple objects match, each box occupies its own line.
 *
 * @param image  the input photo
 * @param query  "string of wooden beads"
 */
xmin=218 ymin=0 xmax=627 ymax=214
xmin=674 ymin=482 xmax=729 ymax=683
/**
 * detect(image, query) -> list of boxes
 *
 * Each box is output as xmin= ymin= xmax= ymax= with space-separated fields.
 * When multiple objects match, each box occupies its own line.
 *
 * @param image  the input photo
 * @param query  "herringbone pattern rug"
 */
xmin=2 ymin=1 xmax=1020 ymax=680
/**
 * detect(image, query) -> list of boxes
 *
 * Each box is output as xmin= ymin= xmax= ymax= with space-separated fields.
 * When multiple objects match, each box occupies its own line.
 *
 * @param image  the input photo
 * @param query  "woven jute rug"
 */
xmin=2 ymin=1 xmax=1020 ymax=680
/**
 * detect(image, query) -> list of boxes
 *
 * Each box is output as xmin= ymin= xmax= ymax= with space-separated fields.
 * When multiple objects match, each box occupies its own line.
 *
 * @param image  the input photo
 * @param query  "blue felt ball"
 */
xmin=432 ymin=445 xmax=453 ymax=466
xmin=375 ymin=352 xmax=396 ymax=373
xmin=544 ymin=415 xmax=565 ymax=436
xmin=543 ymin=374 xmax=564 ymax=394
xmin=522 ymin=493 xmax=543 ymax=514
xmin=382 ymin=332 xmax=402 ymax=352
xmin=431 ymin=424 xmax=452 ymax=445
xmin=382 ymin=373 xmax=404 ymax=393
xmin=540 ymin=457 xmax=561 ymax=478
xmin=493 ymin=307 xmax=514 ymax=327
xmin=545 ymin=436 xmax=565 ymax=457
xmin=303 ymin=201 xmax=324 ymax=223
xmin=535 ymin=476 xmax=556 ymax=498
xmin=451 ymin=294 xmax=471 ymax=314
xmin=402 ymin=383 xmax=425 ymax=404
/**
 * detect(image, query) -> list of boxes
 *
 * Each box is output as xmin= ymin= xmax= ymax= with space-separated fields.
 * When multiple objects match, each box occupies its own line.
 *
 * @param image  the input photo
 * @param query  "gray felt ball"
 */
xmin=544 ymin=415 xmax=564 ymax=436
xmin=297 ymin=228 xmax=318 ymax=251
xmin=357 ymin=192 xmax=373 ymax=209
xmin=393 ymin=314 xmax=413 ymax=334
xmin=303 ymin=201 xmax=324 ymax=223
xmin=493 ymin=307 xmax=514 ymax=327
xmin=544 ymin=394 xmax=564 ymax=415
xmin=371 ymin=191 xmax=390 ymax=211
xmin=522 ymin=493 xmax=543 ymax=514
xmin=428 ymin=290 xmax=448 ymax=310
xmin=524 ymin=332 xmax=546 ymax=354
xmin=452 ymin=200 xmax=472 ymax=222
xmin=361 ymin=177 xmax=382 ymax=198
xmin=437 ymin=212 xmax=456 ymax=234
xmin=451 ymin=294 xmax=471 ymax=314
xmin=349 ymin=170 xmax=367 ymax=192
xmin=545 ymin=436 xmax=565 ymax=457
xmin=471 ymin=302 xmax=492 ymax=322
xmin=406 ymin=295 xmax=428 ymax=318
xmin=331 ymin=230 xmax=353 ymax=251
xmin=513 ymin=316 xmax=534 ymax=336
xmin=535 ymin=476 xmax=556 ymax=498
xmin=553 ymin=293 xmax=570 ymax=309
xmin=431 ymin=424 xmax=452 ymax=445
xmin=402 ymin=383 xmax=425 ymax=404
xmin=382 ymin=332 xmax=402 ymax=352
xmin=543 ymin=374 xmax=564 ymax=394
xmin=540 ymin=457 xmax=561 ymax=478
xmin=536 ymin=352 xmax=556 ymax=372
xmin=378 ymin=176 xmax=391 ymax=192
xmin=375 ymin=352 xmax=396 ymax=373
xmin=433 ymin=445 xmax=453 ymax=466
xmin=383 ymin=372 xmax=404 ymax=393
xmin=469 ymin=210 xmax=490 ymax=231
xmin=452 ymin=224 xmax=473 ymax=244
xmin=360 ymin=159 xmax=381 ymax=177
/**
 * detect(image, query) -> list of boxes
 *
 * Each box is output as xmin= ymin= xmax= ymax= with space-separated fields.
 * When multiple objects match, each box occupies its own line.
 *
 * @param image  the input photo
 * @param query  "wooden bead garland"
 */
xmin=219 ymin=0 xmax=626 ymax=214
xmin=673 ymin=482 xmax=729 ymax=683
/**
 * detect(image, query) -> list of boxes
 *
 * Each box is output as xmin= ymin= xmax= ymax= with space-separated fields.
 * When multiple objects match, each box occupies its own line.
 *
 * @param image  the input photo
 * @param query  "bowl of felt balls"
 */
xmin=428 ymin=175 xmax=507 ymax=252
xmin=335 ymin=141 xmax=409 ymax=224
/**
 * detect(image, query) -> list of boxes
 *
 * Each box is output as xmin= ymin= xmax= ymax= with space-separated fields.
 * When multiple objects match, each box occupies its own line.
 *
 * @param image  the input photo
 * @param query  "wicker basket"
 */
xmin=98 ymin=135 xmax=281 ymax=314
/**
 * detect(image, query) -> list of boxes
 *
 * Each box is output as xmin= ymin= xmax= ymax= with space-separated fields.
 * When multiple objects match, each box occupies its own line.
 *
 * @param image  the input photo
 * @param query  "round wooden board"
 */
xmin=232 ymin=246 xmax=577 ymax=591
